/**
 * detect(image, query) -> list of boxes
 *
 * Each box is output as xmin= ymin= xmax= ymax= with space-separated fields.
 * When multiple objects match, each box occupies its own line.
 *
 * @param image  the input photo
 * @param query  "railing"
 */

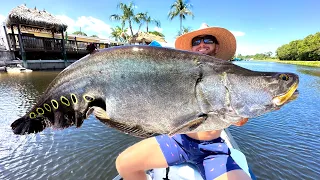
xmin=0 ymin=37 xmax=7 ymax=50
xmin=8 ymin=34 xmax=63 ymax=51
xmin=7 ymin=34 xmax=115 ymax=53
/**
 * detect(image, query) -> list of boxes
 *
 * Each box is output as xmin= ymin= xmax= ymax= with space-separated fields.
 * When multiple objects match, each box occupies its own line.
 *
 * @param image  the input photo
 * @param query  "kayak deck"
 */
xmin=113 ymin=129 xmax=256 ymax=180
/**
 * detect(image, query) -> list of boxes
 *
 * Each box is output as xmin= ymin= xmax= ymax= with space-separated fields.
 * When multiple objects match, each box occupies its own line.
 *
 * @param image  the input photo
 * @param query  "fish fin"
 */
xmin=168 ymin=115 xmax=207 ymax=136
xmin=11 ymin=116 xmax=48 ymax=135
xmin=88 ymin=106 xmax=155 ymax=138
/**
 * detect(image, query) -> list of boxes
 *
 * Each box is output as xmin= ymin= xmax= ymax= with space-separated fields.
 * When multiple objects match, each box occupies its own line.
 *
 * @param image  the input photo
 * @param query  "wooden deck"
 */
xmin=7 ymin=33 xmax=122 ymax=60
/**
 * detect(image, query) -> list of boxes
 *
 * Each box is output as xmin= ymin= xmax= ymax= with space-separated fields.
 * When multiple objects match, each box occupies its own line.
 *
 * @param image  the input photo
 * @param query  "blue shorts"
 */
xmin=155 ymin=134 xmax=242 ymax=180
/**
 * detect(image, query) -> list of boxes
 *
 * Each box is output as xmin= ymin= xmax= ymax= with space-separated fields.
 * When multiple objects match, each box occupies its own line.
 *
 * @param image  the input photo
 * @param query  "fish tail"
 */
xmin=11 ymin=116 xmax=47 ymax=135
xmin=11 ymin=93 xmax=106 ymax=135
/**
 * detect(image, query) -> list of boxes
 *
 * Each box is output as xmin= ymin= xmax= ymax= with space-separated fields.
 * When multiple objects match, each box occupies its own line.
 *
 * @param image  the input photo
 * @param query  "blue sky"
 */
xmin=0 ymin=0 xmax=319 ymax=55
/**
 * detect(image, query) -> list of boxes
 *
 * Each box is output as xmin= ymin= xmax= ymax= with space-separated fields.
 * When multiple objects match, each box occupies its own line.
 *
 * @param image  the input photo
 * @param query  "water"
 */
xmin=0 ymin=61 xmax=319 ymax=180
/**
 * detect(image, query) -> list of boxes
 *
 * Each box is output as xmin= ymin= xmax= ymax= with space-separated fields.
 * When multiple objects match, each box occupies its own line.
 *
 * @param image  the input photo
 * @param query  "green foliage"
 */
xmin=236 ymin=51 xmax=275 ymax=60
xmin=90 ymin=35 xmax=99 ymax=38
xmin=276 ymin=32 xmax=320 ymax=61
xmin=177 ymin=26 xmax=192 ymax=37
xmin=148 ymin=31 xmax=165 ymax=37
xmin=137 ymin=12 xmax=161 ymax=32
xmin=110 ymin=2 xmax=163 ymax=43
xmin=72 ymin=31 xmax=87 ymax=36
xmin=110 ymin=2 xmax=145 ymax=39
xmin=110 ymin=26 xmax=129 ymax=42
xmin=168 ymin=0 xmax=194 ymax=32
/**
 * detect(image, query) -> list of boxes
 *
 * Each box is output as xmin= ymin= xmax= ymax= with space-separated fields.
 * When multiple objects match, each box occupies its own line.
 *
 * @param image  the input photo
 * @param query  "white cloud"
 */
xmin=231 ymin=31 xmax=245 ymax=37
xmin=126 ymin=28 xmax=139 ymax=35
xmin=56 ymin=15 xmax=76 ymax=31
xmin=56 ymin=15 xmax=112 ymax=39
xmin=159 ymin=40 xmax=175 ymax=48
xmin=154 ymin=27 xmax=163 ymax=32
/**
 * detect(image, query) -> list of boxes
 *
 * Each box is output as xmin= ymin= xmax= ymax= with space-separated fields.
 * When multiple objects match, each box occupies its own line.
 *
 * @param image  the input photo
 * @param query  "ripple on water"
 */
xmin=1 ymin=64 xmax=320 ymax=180
xmin=1 ymin=116 xmax=140 ymax=180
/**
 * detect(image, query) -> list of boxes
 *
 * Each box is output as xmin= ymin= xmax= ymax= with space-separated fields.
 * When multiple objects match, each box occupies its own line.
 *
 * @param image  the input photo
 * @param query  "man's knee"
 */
xmin=115 ymin=152 xmax=127 ymax=174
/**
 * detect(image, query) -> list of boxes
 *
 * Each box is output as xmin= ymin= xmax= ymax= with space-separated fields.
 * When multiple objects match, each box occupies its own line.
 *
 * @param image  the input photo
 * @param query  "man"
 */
xmin=115 ymin=24 xmax=251 ymax=180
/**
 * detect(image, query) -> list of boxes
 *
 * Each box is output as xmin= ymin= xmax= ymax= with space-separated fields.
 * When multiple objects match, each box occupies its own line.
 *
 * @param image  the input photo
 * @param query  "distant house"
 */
xmin=4 ymin=4 xmax=124 ymax=63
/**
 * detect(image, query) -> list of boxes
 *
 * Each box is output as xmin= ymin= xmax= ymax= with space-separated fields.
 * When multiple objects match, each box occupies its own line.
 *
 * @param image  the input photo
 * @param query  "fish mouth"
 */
xmin=272 ymin=82 xmax=299 ymax=106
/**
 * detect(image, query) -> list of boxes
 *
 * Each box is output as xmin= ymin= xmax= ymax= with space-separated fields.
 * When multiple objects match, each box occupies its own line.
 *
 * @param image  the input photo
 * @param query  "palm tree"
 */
xmin=149 ymin=31 xmax=165 ymax=37
xmin=110 ymin=2 xmax=143 ymax=38
xmin=110 ymin=26 xmax=128 ymax=42
xmin=72 ymin=31 xmax=87 ymax=36
xmin=138 ymin=12 xmax=161 ymax=32
xmin=168 ymin=0 xmax=194 ymax=33
xmin=177 ymin=26 xmax=192 ymax=37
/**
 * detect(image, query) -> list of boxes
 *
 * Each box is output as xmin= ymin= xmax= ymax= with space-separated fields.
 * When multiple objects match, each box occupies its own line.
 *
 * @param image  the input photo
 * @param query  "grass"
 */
xmin=254 ymin=59 xmax=320 ymax=67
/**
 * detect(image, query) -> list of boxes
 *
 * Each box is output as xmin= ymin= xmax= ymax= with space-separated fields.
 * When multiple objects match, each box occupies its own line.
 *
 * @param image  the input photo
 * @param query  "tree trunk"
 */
xmin=147 ymin=22 xmax=149 ymax=32
xmin=129 ymin=20 xmax=134 ymax=37
xmin=180 ymin=15 xmax=182 ymax=33
xmin=129 ymin=20 xmax=134 ymax=44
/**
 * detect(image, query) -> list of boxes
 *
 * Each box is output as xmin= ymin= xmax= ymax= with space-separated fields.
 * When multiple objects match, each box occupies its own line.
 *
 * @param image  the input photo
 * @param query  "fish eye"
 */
xmin=279 ymin=74 xmax=289 ymax=81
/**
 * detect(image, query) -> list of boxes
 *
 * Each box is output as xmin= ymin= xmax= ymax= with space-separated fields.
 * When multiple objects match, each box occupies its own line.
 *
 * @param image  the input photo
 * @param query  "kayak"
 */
xmin=113 ymin=129 xmax=256 ymax=180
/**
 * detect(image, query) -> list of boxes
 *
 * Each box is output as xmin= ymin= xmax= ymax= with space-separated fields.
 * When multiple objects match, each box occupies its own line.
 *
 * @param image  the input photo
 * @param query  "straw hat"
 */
xmin=175 ymin=23 xmax=236 ymax=60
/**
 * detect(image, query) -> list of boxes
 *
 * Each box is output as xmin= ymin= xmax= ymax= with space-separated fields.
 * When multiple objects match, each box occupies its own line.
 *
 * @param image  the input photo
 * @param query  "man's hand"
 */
xmin=233 ymin=118 xmax=249 ymax=126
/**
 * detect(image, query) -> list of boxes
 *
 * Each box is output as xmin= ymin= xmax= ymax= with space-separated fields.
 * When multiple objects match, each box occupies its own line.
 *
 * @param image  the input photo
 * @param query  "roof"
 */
xmin=130 ymin=32 xmax=166 ymax=44
xmin=6 ymin=4 xmax=67 ymax=33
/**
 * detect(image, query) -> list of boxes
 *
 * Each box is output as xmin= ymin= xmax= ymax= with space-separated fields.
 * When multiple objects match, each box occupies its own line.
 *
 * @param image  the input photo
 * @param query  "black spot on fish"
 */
xmin=83 ymin=94 xmax=94 ymax=102
xmin=71 ymin=94 xmax=78 ymax=104
xmin=88 ymin=97 xmax=106 ymax=111
xmin=36 ymin=108 xmax=44 ymax=115
xmin=61 ymin=96 xmax=70 ymax=106
xmin=29 ymin=112 xmax=36 ymax=119
xmin=121 ymin=74 xmax=125 ymax=79
xmin=44 ymin=103 xmax=51 ymax=112
xmin=51 ymin=100 xmax=59 ymax=109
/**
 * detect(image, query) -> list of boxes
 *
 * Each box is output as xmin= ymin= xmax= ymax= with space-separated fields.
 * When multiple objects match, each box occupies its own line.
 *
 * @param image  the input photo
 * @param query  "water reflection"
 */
xmin=296 ymin=67 xmax=320 ymax=92
xmin=1 ymin=61 xmax=320 ymax=180
xmin=297 ymin=67 xmax=320 ymax=77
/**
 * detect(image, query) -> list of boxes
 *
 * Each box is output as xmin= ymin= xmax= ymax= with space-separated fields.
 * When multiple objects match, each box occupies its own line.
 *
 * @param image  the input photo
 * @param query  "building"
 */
xmin=2 ymin=4 xmax=124 ymax=70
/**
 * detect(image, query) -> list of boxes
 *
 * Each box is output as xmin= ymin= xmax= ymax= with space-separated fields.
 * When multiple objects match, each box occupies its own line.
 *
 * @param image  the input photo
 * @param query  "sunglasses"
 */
xmin=191 ymin=35 xmax=218 ymax=46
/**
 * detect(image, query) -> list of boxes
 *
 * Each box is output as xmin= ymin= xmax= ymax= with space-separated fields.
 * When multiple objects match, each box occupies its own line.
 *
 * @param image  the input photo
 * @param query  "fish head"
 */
xmin=224 ymin=71 xmax=299 ymax=119
xmin=198 ymin=59 xmax=299 ymax=126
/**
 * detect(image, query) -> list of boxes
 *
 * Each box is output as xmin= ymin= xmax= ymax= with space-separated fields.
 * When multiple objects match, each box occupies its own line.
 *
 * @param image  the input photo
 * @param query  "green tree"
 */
xmin=91 ymin=35 xmax=99 ymax=38
xmin=148 ymin=31 xmax=165 ymax=37
xmin=168 ymin=0 xmax=194 ymax=33
xmin=110 ymin=26 xmax=129 ymax=42
xmin=72 ymin=31 xmax=87 ymax=36
xmin=276 ymin=32 xmax=320 ymax=61
xmin=110 ymin=2 xmax=144 ymax=39
xmin=177 ymin=26 xmax=192 ymax=37
xmin=138 ymin=12 xmax=161 ymax=32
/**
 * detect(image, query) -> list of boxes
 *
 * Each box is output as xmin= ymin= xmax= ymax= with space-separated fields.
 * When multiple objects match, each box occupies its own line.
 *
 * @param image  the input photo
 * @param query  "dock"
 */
xmin=0 ymin=4 xmax=124 ymax=70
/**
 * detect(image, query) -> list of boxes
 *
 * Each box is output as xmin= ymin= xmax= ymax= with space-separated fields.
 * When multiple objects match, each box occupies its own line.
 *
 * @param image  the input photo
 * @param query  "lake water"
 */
xmin=0 ymin=61 xmax=319 ymax=180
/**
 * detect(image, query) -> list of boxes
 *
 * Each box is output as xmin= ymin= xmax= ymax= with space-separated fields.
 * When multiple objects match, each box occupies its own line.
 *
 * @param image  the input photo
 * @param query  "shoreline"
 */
xmin=250 ymin=59 xmax=320 ymax=67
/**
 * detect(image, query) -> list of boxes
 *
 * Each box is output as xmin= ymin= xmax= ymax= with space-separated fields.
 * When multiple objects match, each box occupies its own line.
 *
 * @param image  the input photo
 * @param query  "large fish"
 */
xmin=11 ymin=46 xmax=299 ymax=138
